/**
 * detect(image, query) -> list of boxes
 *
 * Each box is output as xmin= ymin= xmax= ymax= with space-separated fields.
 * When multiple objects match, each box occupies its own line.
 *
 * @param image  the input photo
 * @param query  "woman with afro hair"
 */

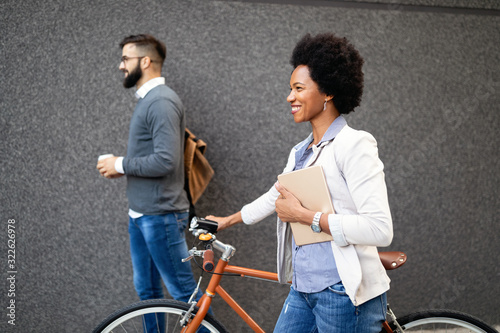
xmin=209 ymin=33 xmax=393 ymax=332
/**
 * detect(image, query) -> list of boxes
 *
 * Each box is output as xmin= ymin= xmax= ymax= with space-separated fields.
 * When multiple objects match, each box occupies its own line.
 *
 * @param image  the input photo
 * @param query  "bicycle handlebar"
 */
xmin=189 ymin=217 xmax=237 ymax=262
xmin=190 ymin=217 xmax=219 ymax=234
xmin=203 ymin=248 xmax=215 ymax=272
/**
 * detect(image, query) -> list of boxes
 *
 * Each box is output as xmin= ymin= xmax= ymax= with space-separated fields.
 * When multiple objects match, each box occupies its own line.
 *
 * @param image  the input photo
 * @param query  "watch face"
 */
xmin=311 ymin=224 xmax=321 ymax=233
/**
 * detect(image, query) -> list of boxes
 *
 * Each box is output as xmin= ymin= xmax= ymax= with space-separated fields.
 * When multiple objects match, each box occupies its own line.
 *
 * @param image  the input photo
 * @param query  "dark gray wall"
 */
xmin=1 ymin=0 xmax=499 ymax=332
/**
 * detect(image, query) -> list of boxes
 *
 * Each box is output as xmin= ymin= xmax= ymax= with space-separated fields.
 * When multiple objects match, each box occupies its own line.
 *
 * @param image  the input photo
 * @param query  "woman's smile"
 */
xmin=291 ymin=105 xmax=301 ymax=114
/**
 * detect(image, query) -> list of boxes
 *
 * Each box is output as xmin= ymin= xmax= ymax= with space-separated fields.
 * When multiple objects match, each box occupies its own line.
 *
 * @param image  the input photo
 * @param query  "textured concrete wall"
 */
xmin=1 ymin=0 xmax=499 ymax=332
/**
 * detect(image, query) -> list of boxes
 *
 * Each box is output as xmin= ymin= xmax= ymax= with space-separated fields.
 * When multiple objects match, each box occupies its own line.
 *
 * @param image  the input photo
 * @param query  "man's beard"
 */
xmin=123 ymin=64 xmax=142 ymax=88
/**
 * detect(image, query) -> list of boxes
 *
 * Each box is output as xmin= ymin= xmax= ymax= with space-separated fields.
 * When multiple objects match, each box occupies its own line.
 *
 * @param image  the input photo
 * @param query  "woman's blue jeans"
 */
xmin=129 ymin=212 xmax=203 ymax=333
xmin=274 ymin=283 xmax=387 ymax=333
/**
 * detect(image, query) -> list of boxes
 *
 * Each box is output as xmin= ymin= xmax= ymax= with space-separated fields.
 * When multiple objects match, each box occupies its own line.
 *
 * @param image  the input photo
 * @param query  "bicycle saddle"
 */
xmin=379 ymin=251 xmax=407 ymax=270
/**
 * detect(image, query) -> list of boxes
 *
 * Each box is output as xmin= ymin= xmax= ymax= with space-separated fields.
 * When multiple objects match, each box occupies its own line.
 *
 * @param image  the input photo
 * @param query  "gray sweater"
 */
xmin=123 ymin=84 xmax=189 ymax=214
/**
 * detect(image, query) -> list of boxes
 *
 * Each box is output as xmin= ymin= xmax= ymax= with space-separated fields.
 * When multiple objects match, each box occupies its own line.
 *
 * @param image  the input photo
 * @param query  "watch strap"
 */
xmin=312 ymin=212 xmax=323 ymax=233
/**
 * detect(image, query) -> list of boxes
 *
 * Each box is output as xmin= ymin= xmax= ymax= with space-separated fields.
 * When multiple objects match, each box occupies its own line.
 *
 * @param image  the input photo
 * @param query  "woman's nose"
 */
xmin=287 ymin=91 xmax=295 ymax=102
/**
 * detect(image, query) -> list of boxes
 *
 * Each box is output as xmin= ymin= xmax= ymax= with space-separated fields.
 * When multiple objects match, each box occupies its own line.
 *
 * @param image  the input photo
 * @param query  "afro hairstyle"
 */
xmin=290 ymin=33 xmax=364 ymax=114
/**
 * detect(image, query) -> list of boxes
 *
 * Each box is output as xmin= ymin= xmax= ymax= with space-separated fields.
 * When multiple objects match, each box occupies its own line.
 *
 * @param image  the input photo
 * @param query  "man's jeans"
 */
xmin=129 ymin=212 xmax=203 ymax=332
xmin=274 ymin=283 xmax=387 ymax=333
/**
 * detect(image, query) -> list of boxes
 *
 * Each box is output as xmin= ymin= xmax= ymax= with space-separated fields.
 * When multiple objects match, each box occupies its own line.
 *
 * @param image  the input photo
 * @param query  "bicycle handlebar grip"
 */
xmin=203 ymin=249 xmax=215 ymax=272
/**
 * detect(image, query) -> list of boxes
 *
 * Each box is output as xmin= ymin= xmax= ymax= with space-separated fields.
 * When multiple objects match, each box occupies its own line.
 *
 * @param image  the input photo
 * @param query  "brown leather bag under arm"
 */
xmin=184 ymin=128 xmax=214 ymax=205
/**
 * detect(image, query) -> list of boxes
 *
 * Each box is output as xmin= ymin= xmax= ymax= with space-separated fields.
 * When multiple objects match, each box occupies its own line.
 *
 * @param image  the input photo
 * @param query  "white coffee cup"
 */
xmin=98 ymin=154 xmax=114 ymax=161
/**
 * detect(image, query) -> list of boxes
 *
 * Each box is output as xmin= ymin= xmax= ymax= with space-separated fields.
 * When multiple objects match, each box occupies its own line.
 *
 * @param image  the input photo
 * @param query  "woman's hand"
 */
xmin=205 ymin=212 xmax=243 ymax=232
xmin=274 ymin=183 xmax=309 ymax=224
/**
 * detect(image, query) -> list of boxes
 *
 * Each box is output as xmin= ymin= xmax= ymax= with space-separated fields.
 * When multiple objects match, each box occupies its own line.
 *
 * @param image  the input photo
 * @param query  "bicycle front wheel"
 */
xmin=93 ymin=299 xmax=228 ymax=333
xmin=391 ymin=309 xmax=498 ymax=333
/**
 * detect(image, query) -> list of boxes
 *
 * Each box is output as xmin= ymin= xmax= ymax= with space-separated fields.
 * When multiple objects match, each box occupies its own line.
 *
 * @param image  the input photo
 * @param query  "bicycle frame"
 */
xmin=181 ymin=218 xmax=405 ymax=333
xmin=183 ymin=256 xmax=277 ymax=333
xmin=182 ymin=248 xmax=402 ymax=333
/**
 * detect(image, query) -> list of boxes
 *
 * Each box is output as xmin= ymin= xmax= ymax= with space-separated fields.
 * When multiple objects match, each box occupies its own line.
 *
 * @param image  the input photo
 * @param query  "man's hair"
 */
xmin=290 ymin=33 xmax=364 ymax=115
xmin=119 ymin=34 xmax=166 ymax=67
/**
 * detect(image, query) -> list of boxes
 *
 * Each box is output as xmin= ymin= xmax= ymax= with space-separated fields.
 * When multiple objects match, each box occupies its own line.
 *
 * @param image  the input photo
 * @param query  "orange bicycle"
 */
xmin=93 ymin=217 xmax=498 ymax=333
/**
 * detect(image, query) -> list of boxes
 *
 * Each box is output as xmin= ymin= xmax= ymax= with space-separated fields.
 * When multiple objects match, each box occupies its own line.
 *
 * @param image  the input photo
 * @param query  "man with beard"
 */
xmin=97 ymin=34 xmax=204 ymax=331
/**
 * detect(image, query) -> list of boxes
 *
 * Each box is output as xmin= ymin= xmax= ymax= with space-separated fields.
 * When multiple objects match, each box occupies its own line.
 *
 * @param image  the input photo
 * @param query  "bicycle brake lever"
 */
xmin=182 ymin=255 xmax=194 ymax=263
xmin=183 ymin=248 xmax=206 ymax=263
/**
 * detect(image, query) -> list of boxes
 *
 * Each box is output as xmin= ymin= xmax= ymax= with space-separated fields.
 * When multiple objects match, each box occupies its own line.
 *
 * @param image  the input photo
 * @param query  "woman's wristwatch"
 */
xmin=311 ymin=212 xmax=322 ymax=233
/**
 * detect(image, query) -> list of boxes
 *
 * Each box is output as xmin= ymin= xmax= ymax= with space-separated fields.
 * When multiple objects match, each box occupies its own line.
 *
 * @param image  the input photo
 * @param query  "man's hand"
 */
xmin=96 ymin=156 xmax=123 ymax=179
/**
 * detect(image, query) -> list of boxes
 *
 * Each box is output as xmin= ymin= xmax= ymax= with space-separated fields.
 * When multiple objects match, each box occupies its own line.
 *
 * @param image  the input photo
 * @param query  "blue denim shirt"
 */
xmin=291 ymin=116 xmax=346 ymax=293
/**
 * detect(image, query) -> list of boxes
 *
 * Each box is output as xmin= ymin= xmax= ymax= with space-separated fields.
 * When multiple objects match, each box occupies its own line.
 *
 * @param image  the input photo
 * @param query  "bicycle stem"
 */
xmin=212 ymin=239 xmax=236 ymax=261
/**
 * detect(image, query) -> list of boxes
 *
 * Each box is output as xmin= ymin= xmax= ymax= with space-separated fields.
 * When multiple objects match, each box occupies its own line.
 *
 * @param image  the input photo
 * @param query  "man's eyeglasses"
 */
xmin=121 ymin=56 xmax=155 ymax=63
xmin=121 ymin=56 xmax=158 ymax=63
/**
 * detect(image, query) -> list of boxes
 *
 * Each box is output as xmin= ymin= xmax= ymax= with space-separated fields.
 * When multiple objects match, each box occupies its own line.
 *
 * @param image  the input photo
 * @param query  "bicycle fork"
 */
xmin=179 ymin=276 xmax=204 ymax=328
xmin=179 ymin=256 xmax=227 ymax=333
xmin=384 ymin=304 xmax=405 ymax=333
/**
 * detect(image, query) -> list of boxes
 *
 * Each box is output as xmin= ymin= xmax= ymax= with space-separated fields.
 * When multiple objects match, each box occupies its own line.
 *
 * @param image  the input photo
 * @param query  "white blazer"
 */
xmin=241 ymin=124 xmax=393 ymax=306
